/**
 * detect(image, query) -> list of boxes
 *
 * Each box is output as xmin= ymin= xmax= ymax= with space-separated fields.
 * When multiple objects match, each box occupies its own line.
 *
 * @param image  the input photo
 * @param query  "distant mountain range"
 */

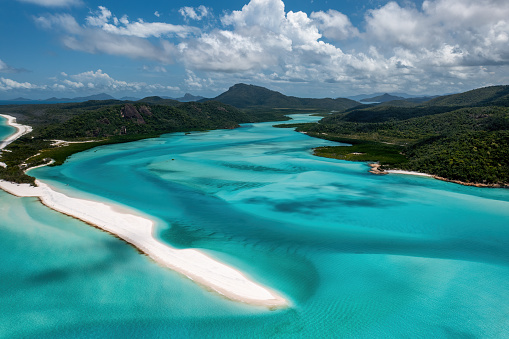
xmin=349 ymin=92 xmax=422 ymax=101
xmin=44 ymin=93 xmax=117 ymax=102
xmin=4 ymin=92 xmax=205 ymax=104
xmin=174 ymin=93 xmax=206 ymax=102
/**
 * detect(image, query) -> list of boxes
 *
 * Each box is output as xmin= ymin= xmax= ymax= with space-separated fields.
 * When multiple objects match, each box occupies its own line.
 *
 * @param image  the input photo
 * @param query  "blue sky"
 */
xmin=1 ymin=0 xmax=508 ymax=99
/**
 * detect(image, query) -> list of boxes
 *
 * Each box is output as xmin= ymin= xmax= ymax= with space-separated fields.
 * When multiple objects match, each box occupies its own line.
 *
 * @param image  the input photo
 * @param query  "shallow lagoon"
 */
xmin=1 ymin=114 xmax=509 ymax=337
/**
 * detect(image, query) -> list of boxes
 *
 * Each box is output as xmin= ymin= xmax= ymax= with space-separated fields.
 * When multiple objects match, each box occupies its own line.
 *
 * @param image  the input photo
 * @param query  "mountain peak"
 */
xmin=210 ymin=83 xmax=359 ymax=110
xmin=360 ymin=93 xmax=405 ymax=103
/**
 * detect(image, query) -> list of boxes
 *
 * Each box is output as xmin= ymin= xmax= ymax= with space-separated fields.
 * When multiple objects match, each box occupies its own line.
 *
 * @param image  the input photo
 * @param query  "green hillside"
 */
xmin=425 ymin=85 xmax=509 ymax=107
xmin=209 ymin=83 xmax=360 ymax=111
xmin=282 ymin=86 xmax=509 ymax=186
xmin=0 ymin=100 xmax=288 ymax=184
xmin=37 ymin=101 xmax=250 ymax=139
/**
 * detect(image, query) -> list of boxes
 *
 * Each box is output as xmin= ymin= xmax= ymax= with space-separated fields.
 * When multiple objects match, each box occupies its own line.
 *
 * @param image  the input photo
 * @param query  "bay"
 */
xmin=1 ymin=114 xmax=509 ymax=337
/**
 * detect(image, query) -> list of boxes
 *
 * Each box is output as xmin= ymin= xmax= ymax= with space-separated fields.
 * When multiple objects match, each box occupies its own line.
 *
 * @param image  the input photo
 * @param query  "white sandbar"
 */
xmin=0 ymin=115 xmax=287 ymax=308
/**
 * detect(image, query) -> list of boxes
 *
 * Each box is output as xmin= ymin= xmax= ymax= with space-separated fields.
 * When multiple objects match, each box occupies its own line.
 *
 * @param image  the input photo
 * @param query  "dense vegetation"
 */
xmin=0 ymin=99 xmax=289 ymax=184
xmin=280 ymin=87 xmax=509 ymax=186
xmin=208 ymin=83 xmax=360 ymax=111
xmin=2 ymin=84 xmax=509 ymax=187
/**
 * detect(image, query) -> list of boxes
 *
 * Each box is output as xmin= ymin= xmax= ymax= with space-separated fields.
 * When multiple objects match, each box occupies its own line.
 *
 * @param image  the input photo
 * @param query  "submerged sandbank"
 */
xmin=0 ymin=116 xmax=287 ymax=308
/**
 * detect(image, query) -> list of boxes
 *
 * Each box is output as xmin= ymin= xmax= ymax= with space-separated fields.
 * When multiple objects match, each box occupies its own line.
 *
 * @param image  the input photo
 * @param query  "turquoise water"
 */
xmin=1 ymin=114 xmax=509 ymax=337
xmin=0 ymin=115 xmax=15 ymax=142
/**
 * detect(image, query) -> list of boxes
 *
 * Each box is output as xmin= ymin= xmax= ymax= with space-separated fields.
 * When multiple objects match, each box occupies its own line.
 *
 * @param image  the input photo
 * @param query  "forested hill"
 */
xmin=334 ymin=85 xmax=509 ymax=124
xmin=208 ymin=83 xmax=360 ymax=111
xmin=0 ymin=100 xmax=288 ymax=184
xmin=425 ymin=85 xmax=509 ymax=107
xmin=287 ymin=86 xmax=509 ymax=186
xmin=37 ymin=101 xmax=256 ymax=139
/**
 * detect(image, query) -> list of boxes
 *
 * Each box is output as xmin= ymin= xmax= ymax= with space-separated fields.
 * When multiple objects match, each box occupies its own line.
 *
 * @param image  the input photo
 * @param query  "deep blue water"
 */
xmin=1 ymin=114 xmax=509 ymax=337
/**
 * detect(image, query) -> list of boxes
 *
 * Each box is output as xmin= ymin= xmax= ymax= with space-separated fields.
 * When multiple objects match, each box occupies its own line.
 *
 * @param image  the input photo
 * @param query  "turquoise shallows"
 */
xmin=2 ymin=114 xmax=509 ymax=338
xmin=0 ymin=115 xmax=15 ymax=142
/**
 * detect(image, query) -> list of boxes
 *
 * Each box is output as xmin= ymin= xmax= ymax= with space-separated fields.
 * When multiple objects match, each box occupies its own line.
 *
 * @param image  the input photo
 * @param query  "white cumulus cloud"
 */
xmin=179 ymin=6 xmax=209 ymax=21
xmin=67 ymin=69 xmax=179 ymax=92
xmin=0 ymin=77 xmax=44 ymax=91
xmin=85 ymin=6 xmax=200 ymax=38
xmin=310 ymin=10 xmax=358 ymax=41
xmin=31 ymin=0 xmax=509 ymax=95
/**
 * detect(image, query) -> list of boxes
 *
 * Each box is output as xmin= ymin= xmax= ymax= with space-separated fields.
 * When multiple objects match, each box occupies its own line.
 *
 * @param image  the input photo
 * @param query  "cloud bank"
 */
xmin=22 ymin=0 xmax=509 ymax=95
xmin=0 ymin=69 xmax=179 ymax=95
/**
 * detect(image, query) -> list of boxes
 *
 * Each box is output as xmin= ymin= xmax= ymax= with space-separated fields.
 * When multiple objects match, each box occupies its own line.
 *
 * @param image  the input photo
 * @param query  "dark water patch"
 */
xmin=27 ymin=239 xmax=138 ymax=286
xmin=221 ymin=162 xmax=289 ymax=173
xmin=244 ymin=195 xmax=398 ymax=214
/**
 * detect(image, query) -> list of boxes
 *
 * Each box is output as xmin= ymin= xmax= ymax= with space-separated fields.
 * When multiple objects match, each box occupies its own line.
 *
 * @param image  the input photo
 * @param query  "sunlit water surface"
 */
xmin=1 ymin=114 xmax=509 ymax=338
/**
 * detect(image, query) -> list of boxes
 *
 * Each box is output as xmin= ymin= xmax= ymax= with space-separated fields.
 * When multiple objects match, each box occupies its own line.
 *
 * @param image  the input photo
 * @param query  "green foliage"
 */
xmin=0 ymin=100 xmax=291 ymax=184
xmin=425 ymin=85 xmax=509 ymax=107
xmin=2 ymin=85 xmax=509 ymax=186
xmin=302 ymin=104 xmax=509 ymax=185
xmin=34 ymin=101 xmax=254 ymax=139
xmin=314 ymin=142 xmax=407 ymax=167
xmin=400 ymin=131 xmax=509 ymax=184
xmin=211 ymin=83 xmax=360 ymax=110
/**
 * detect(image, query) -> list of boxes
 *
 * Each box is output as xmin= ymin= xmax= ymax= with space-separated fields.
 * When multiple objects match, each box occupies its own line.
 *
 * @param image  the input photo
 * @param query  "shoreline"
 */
xmin=368 ymin=163 xmax=508 ymax=188
xmin=0 ymin=114 xmax=33 ymax=150
xmin=0 ymin=116 xmax=288 ymax=308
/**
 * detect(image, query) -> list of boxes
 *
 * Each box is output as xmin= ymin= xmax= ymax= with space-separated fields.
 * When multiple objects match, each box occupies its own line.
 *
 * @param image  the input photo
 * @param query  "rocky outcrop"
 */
xmin=121 ymin=104 xmax=145 ymax=124
xmin=138 ymin=105 xmax=152 ymax=117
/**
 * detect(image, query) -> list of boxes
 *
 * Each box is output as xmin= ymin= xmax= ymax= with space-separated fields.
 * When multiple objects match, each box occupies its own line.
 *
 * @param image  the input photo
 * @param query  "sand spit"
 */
xmin=0 ymin=114 xmax=33 ymax=150
xmin=0 ymin=115 xmax=287 ymax=308
xmin=0 ymin=180 xmax=287 ymax=307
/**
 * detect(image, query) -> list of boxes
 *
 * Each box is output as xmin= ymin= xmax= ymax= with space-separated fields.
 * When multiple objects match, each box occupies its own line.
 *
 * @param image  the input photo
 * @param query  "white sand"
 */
xmin=0 ymin=114 xmax=33 ymax=150
xmin=0 ymin=115 xmax=287 ymax=308
xmin=51 ymin=139 xmax=100 ymax=147
xmin=0 ymin=179 xmax=287 ymax=307
xmin=386 ymin=170 xmax=432 ymax=177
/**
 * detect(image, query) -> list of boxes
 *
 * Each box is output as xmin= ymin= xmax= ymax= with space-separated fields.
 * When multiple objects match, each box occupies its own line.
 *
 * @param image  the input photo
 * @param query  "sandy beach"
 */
xmin=0 ymin=116 xmax=288 ymax=308
xmin=385 ymin=169 xmax=432 ymax=177
xmin=0 ymin=114 xmax=33 ymax=150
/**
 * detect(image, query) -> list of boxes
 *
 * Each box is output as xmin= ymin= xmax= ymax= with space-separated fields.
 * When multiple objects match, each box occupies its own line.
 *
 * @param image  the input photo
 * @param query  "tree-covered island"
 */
xmin=1 ymin=84 xmax=508 ymax=187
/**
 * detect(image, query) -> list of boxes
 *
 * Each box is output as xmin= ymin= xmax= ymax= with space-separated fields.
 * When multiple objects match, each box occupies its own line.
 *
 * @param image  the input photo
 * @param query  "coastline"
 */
xmin=0 ymin=116 xmax=288 ymax=308
xmin=0 ymin=114 xmax=33 ymax=150
xmin=368 ymin=163 xmax=508 ymax=188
